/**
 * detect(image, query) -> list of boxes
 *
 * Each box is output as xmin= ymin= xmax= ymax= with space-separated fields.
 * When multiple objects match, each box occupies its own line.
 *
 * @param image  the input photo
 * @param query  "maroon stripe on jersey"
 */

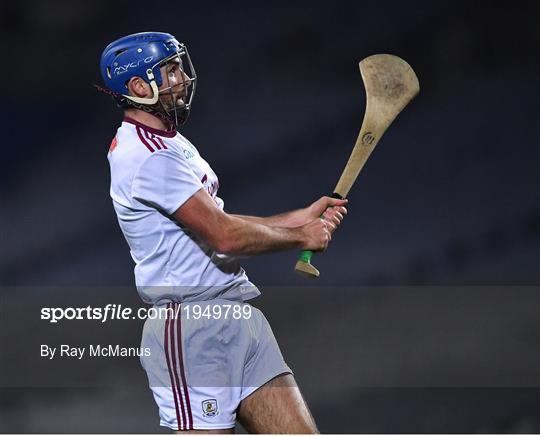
xmin=136 ymin=126 xmax=155 ymax=153
xmin=170 ymin=304 xmax=187 ymax=429
xmin=144 ymin=130 xmax=162 ymax=150
xmin=124 ymin=116 xmax=176 ymax=138
xmin=176 ymin=304 xmax=193 ymax=429
xmin=157 ymin=137 xmax=168 ymax=149
xmin=164 ymin=303 xmax=182 ymax=430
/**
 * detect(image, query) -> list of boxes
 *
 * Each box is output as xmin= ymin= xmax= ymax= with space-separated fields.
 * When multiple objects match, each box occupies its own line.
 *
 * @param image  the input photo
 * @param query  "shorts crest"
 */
xmin=201 ymin=399 xmax=218 ymax=417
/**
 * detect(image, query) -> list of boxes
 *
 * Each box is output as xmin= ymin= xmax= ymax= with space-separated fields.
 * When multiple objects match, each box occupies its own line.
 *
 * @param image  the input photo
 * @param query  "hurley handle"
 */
xmin=294 ymin=193 xmax=343 ymax=278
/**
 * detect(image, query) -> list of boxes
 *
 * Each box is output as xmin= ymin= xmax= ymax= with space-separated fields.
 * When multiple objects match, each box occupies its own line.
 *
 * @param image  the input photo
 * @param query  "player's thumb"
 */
xmin=326 ymin=197 xmax=348 ymax=207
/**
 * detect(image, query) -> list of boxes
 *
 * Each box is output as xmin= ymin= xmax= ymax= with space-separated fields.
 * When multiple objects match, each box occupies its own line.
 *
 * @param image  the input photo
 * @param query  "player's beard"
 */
xmin=157 ymin=81 xmax=191 ymax=128
xmin=160 ymin=88 xmax=187 ymax=111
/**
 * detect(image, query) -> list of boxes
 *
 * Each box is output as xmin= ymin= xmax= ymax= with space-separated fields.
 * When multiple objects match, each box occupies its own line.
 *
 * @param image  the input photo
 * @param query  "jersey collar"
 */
xmin=123 ymin=116 xmax=177 ymax=138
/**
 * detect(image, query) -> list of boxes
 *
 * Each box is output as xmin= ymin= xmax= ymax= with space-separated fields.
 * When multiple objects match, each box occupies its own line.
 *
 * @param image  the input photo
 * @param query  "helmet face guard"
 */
xmin=153 ymin=44 xmax=197 ymax=127
xmin=99 ymin=32 xmax=197 ymax=128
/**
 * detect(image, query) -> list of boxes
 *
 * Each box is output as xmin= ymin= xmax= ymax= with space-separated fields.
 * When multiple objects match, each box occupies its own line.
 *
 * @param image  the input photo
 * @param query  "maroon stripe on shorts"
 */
xmin=176 ymin=304 xmax=193 ymax=429
xmin=136 ymin=126 xmax=155 ymax=153
xmin=164 ymin=303 xmax=182 ymax=429
xmin=170 ymin=304 xmax=187 ymax=429
xmin=144 ymin=130 xmax=162 ymax=150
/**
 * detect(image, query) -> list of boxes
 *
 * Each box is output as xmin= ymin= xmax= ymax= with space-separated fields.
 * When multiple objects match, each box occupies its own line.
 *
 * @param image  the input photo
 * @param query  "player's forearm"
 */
xmin=215 ymin=215 xmax=304 ymax=256
xmin=231 ymin=208 xmax=308 ymax=228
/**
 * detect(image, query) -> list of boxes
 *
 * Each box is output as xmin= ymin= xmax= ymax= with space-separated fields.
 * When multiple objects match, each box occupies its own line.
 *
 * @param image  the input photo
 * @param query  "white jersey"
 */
xmin=107 ymin=117 xmax=260 ymax=305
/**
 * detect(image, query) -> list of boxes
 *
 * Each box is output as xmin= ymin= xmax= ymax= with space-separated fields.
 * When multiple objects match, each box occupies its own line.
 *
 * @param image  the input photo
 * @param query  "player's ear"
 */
xmin=126 ymin=77 xmax=152 ymax=98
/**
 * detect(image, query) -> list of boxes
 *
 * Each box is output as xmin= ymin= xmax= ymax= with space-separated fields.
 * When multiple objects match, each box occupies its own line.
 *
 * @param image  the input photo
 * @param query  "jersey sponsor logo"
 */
xmin=201 ymin=399 xmax=218 ymax=417
xmin=201 ymin=174 xmax=219 ymax=197
xmin=182 ymin=149 xmax=194 ymax=159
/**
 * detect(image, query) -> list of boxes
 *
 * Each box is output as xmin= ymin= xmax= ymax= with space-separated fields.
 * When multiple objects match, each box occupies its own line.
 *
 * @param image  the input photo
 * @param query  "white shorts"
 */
xmin=140 ymin=300 xmax=292 ymax=430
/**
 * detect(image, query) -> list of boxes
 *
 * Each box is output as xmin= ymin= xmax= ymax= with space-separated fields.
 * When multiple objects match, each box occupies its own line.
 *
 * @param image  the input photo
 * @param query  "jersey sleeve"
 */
xmin=132 ymin=151 xmax=203 ymax=214
xmin=214 ymin=196 xmax=225 ymax=210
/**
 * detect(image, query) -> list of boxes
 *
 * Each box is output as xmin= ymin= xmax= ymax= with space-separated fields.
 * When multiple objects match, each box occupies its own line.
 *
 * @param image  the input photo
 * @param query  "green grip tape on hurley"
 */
xmin=294 ymin=192 xmax=343 ymax=278
xmin=298 ymin=249 xmax=314 ymax=264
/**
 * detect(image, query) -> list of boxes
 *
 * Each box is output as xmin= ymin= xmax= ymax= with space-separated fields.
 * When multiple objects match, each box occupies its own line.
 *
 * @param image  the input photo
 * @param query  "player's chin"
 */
xmin=169 ymin=93 xmax=186 ymax=107
xmin=160 ymin=98 xmax=181 ymax=111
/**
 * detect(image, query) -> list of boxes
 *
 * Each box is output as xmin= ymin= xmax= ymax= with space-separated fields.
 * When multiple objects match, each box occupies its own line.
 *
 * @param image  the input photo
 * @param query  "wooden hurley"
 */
xmin=295 ymin=54 xmax=420 ymax=278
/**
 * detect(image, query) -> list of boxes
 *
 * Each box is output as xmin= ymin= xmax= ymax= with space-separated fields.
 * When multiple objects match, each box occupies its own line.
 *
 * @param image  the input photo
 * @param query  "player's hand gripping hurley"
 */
xmin=295 ymin=54 xmax=420 ymax=278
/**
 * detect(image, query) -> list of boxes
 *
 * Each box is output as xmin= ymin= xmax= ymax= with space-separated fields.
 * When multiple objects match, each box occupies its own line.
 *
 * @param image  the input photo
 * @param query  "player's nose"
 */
xmin=178 ymin=69 xmax=192 ymax=87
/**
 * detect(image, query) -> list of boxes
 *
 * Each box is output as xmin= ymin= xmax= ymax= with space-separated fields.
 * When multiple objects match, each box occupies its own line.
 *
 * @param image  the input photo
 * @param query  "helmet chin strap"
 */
xmin=122 ymin=69 xmax=160 ymax=105
xmin=94 ymin=83 xmax=177 ymax=128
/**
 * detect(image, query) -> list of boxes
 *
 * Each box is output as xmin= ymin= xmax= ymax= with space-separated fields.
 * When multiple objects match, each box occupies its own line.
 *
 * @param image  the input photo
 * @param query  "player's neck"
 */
xmin=124 ymin=109 xmax=173 ymax=132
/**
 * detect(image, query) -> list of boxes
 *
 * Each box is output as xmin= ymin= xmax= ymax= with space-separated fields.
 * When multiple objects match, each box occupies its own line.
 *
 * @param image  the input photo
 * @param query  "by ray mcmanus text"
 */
xmin=41 ymin=344 xmax=151 ymax=360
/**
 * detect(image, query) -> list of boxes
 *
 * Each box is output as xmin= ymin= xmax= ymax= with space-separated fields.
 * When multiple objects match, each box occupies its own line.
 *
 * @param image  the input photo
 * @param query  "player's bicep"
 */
xmin=172 ymin=188 xmax=228 ymax=250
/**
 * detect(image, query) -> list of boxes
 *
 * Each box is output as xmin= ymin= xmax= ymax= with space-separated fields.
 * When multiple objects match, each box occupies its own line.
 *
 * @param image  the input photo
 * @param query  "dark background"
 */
xmin=0 ymin=0 xmax=539 ymax=433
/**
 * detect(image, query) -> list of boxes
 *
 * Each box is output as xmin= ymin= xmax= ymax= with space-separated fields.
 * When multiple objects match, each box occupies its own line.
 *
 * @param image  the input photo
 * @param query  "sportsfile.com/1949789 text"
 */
xmin=40 ymin=303 xmax=252 ymax=324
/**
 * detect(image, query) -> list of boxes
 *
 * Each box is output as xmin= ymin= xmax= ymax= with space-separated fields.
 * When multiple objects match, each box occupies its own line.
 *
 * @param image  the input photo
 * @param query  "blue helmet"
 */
xmin=99 ymin=32 xmax=196 ymax=126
